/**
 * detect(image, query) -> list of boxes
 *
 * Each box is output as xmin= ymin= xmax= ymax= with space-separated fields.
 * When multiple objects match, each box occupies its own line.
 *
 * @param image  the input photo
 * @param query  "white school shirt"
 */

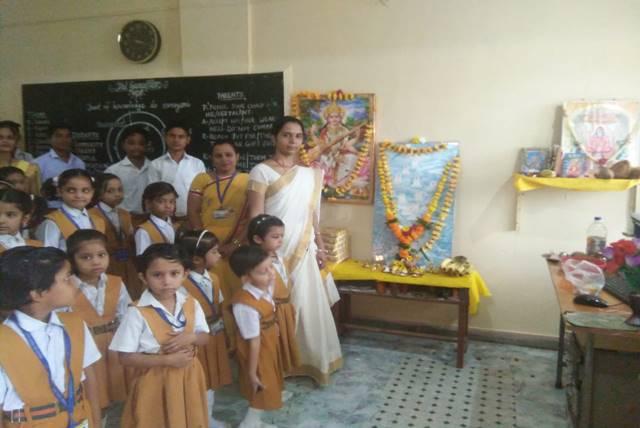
xmin=36 ymin=204 xmax=94 ymax=251
xmin=0 ymin=232 xmax=26 ymax=250
xmin=104 ymin=157 xmax=150 ymax=214
xmin=0 ymin=311 xmax=101 ymax=411
xmin=109 ymin=288 xmax=209 ymax=354
xmin=147 ymin=152 xmax=206 ymax=217
xmin=184 ymin=270 xmax=224 ymax=305
xmin=134 ymin=215 xmax=175 ymax=255
xmin=272 ymin=255 xmax=289 ymax=286
xmin=232 ymin=283 xmax=275 ymax=340
xmin=96 ymin=202 xmax=121 ymax=234
xmin=70 ymin=274 xmax=132 ymax=320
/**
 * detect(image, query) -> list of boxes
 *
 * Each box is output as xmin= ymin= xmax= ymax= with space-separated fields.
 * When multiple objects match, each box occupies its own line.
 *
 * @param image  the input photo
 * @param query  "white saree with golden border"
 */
xmin=248 ymin=163 xmax=343 ymax=385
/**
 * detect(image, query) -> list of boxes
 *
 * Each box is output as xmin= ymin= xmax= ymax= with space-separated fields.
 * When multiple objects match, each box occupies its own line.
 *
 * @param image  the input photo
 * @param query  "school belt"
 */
xmin=274 ymin=296 xmax=290 ymax=304
xmin=90 ymin=320 xmax=118 ymax=335
xmin=261 ymin=316 xmax=277 ymax=329
xmin=2 ymin=387 xmax=84 ymax=423
xmin=206 ymin=315 xmax=221 ymax=325
xmin=207 ymin=315 xmax=224 ymax=333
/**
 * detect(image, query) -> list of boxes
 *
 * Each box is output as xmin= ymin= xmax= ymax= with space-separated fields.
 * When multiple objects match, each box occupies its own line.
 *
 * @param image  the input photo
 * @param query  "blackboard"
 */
xmin=22 ymin=72 xmax=284 ymax=173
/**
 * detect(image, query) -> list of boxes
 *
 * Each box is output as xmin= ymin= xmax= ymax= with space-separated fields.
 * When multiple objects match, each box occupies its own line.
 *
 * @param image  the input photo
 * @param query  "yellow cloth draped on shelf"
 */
xmin=513 ymin=173 xmax=640 ymax=193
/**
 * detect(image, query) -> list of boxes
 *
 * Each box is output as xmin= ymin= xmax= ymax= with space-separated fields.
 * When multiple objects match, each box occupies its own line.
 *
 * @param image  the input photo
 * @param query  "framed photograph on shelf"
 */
xmin=561 ymin=100 xmax=640 ymax=173
xmin=291 ymin=91 xmax=375 ymax=204
xmin=520 ymin=148 xmax=549 ymax=175
xmin=559 ymin=152 xmax=591 ymax=177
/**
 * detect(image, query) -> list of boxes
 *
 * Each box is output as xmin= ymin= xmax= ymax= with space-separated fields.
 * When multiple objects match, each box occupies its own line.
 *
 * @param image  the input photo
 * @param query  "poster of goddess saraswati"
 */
xmin=293 ymin=93 xmax=375 ymax=204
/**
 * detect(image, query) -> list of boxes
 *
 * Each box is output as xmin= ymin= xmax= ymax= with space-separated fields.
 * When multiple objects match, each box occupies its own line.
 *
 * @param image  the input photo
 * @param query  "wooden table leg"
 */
xmin=456 ymin=288 xmax=470 ymax=368
xmin=578 ymin=333 xmax=594 ymax=428
xmin=555 ymin=314 xmax=565 ymax=389
xmin=338 ymin=292 xmax=352 ymax=336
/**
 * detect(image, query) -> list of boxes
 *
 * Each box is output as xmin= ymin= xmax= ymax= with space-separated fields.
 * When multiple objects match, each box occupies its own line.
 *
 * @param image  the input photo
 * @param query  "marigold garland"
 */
xmin=378 ymin=141 xmax=460 ymax=262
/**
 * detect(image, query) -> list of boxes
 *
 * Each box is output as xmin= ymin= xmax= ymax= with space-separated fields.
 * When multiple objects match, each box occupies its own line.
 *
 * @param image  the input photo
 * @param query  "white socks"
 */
xmin=238 ymin=407 xmax=277 ymax=428
xmin=281 ymin=389 xmax=293 ymax=403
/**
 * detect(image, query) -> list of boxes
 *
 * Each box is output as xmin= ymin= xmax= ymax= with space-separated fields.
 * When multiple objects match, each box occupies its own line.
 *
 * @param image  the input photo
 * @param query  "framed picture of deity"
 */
xmin=560 ymin=100 xmax=640 ymax=175
xmin=291 ymin=91 xmax=376 ymax=204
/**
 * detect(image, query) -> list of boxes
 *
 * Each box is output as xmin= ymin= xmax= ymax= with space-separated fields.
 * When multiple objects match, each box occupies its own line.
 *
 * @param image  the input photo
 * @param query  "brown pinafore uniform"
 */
xmin=0 ymin=312 xmax=95 ymax=427
xmin=182 ymin=272 xmax=232 ymax=390
xmin=135 ymin=218 xmax=179 ymax=246
xmin=45 ymin=209 xmax=106 ymax=239
xmin=89 ymin=206 xmax=142 ymax=300
xmin=120 ymin=296 xmax=208 ymax=428
xmin=273 ymin=270 xmax=301 ymax=374
xmin=71 ymin=274 xmax=128 ymax=407
xmin=232 ymin=289 xmax=283 ymax=411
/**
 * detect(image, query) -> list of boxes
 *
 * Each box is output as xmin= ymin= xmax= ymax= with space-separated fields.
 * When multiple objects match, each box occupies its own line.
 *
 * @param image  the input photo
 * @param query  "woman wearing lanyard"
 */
xmin=187 ymin=141 xmax=249 ymax=345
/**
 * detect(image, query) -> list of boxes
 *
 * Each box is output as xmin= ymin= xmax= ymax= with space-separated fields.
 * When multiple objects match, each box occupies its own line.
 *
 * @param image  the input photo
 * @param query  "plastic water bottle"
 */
xmin=586 ymin=217 xmax=607 ymax=256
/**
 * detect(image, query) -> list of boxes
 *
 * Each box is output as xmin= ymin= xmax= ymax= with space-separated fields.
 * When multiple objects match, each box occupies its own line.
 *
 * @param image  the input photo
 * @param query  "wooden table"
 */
xmin=547 ymin=262 xmax=631 ymax=387
xmin=547 ymin=261 xmax=640 ymax=428
xmin=331 ymin=260 xmax=490 ymax=369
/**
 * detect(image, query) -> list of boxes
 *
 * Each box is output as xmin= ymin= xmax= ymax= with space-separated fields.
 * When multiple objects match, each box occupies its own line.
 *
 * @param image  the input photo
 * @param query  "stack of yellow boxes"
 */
xmin=321 ymin=227 xmax=350 ymax=264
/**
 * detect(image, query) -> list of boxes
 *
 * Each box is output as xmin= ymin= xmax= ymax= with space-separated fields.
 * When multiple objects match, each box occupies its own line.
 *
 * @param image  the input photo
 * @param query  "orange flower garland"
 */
xmin=378 ymin=141 xmax=460 ymax=262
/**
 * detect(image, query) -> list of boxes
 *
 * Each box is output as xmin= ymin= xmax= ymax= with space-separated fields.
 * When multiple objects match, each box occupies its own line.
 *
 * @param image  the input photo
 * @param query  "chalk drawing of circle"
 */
xmin=106 ymin=111 xmax=166 ymax=162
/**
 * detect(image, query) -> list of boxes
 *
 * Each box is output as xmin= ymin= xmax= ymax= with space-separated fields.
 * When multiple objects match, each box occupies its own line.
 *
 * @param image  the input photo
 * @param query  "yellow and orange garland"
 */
xmin=291 ymin=90 xmax=374 ymax=195
xmin=378 ymin=140 xmax=460 ymax=262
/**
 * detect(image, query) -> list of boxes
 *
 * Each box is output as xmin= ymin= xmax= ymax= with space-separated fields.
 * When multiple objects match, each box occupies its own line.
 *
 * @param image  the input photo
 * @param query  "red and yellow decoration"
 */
xmin=378 ymin=140 xmax=460 ymax=263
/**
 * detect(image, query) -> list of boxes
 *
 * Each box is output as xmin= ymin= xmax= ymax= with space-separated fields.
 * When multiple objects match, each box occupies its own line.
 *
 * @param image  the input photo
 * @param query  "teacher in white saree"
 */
xmin=247 ymin=116 xmax=343 ymax=386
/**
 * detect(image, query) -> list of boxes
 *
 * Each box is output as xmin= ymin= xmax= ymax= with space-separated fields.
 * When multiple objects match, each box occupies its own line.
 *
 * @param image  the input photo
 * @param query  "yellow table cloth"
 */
xmin=329 ymin=259 xmax=491 ymax=315
xmin=513 ymin=174 xmax=640 ymax=193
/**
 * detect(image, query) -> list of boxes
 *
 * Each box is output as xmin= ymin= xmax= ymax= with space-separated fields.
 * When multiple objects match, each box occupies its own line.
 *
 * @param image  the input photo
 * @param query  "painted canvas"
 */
xmin=292 ymin=92 xmax=375 ymax=203
xmin=372 ymin=141 xmax=460 ymax=268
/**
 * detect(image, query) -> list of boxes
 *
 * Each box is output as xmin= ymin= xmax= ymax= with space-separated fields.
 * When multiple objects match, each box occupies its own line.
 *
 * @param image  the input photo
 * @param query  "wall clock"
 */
xmin=118 ymin=20 xmax=161 ymax=64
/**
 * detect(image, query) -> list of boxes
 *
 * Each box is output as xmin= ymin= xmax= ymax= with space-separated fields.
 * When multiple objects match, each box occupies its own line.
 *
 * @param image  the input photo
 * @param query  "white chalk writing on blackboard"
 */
xmin=161 ymin=102 xmax=191 ymax=113
xmin=217 ymin=91 xmax=246 ymax=101
xmin=107 ymin=80 xmax=169 ymax=98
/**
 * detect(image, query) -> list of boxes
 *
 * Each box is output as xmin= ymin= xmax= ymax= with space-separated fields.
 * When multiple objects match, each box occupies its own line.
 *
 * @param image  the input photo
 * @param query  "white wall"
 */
xmin=2 ymin=0 xmax=640 ymax=337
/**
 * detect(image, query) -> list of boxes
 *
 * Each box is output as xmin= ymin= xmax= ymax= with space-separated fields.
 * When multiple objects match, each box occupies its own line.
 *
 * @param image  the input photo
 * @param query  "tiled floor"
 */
xmin=106 ymin=331 xmax=569 ymax=427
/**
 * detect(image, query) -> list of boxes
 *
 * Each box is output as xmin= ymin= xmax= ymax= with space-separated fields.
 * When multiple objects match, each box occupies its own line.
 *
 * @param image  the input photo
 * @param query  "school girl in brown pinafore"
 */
xmin=0 ymin=313 xmax=96 ymax=428
xmin=71 ymin=274 xmax=129 ymax=406
xmin=38 ymin=169 xmax=106 ymax=250
xmin=90 ymin=173 xmax=142 ymax=299
xmin=232 ymin=288 xmax=284 ymax=410
xmin=182 ymin=270 xmax=232 ymax=389
xmin=66 ymin=229 xmax=133 ymax=411
xmin=272 ymin=261 xmax=301 ymax=373
xmin=247 ymin=214 xmax=301 ymax=374
xmin=134 ymin=182 xmax=179 ymax=255
xmin=109 ymin=244 xmax=210 ymax=428
xmin=0 ymin=246 xmax=101 ymax=427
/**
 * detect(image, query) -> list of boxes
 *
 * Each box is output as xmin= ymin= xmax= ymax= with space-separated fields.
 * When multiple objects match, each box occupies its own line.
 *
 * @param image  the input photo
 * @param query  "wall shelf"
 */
xmin=513 ymin=174 xmax=640 ymax=193
xmin=512 ymin=174 xmax=640 ymax=231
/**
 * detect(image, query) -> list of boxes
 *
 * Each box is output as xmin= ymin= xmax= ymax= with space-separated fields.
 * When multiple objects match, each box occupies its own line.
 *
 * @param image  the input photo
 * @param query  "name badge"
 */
xmin=212 ymin=208 xmax=233 ymax=219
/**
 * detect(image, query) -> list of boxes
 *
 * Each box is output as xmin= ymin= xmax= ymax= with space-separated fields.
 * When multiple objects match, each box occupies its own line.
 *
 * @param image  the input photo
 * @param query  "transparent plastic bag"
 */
xmin=561 ymin=258 xmax=605 ymax=295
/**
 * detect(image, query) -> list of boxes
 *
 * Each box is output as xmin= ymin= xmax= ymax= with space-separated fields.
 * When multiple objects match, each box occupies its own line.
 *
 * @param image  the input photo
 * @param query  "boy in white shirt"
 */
xmin=104 ymin=127 xmax=150 ymax=222
xmin=147 ymin=123 xmax=205 ymax=218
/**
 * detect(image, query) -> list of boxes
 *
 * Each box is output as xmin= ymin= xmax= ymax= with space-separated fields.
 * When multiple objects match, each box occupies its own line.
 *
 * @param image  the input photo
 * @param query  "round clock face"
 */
xmin=118 ymin=20 xmax=161 ymax=63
